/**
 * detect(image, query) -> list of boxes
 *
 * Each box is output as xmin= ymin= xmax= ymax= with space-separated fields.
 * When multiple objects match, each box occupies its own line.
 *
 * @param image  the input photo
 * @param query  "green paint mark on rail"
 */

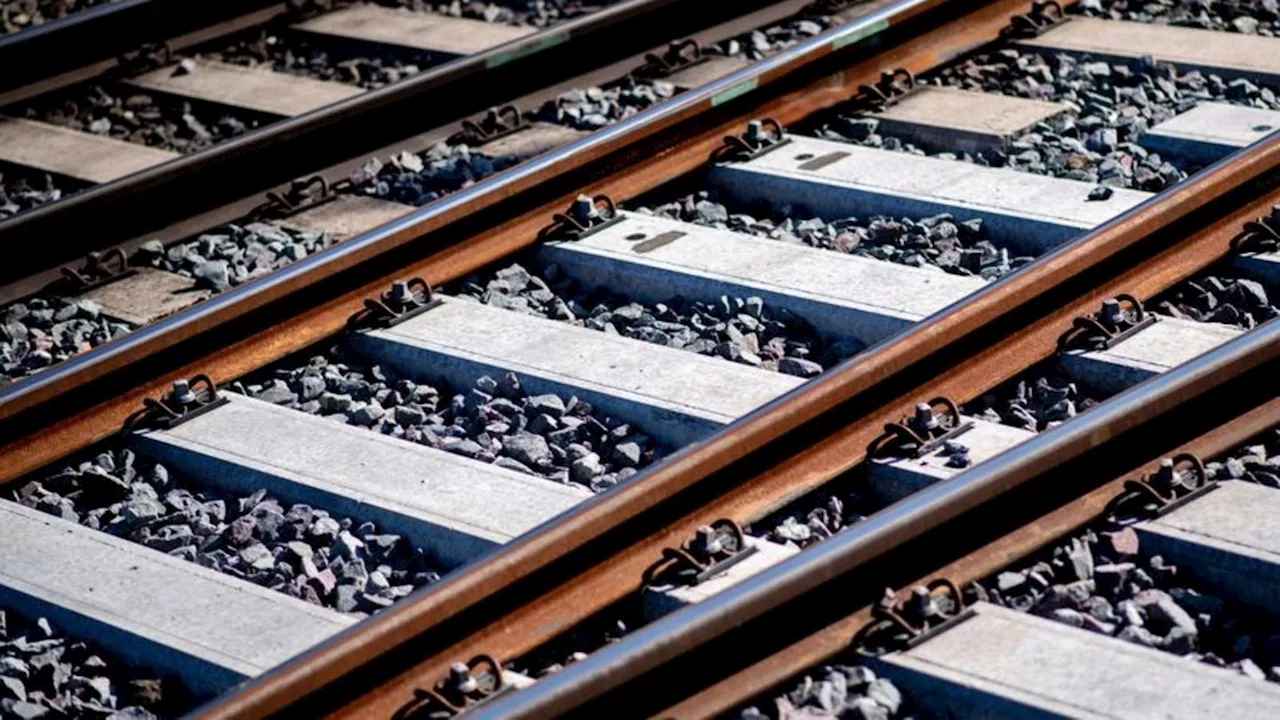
xmin=832 ymin=19 xmax=890 ymax=51
xmin=486 ymin=29 xmax=570 ymax=69
xmin=711 ymin=78 xmax=759 ymax=107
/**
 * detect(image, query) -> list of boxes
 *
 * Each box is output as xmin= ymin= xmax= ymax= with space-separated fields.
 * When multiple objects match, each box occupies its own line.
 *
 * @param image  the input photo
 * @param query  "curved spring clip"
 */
xmin=250 ymin=175 xmax=331 ymax=220
xmin=712 ymin=118 xmax=786 ymax=163
xmin=538 ymin=195 xmax=619 ymax=241
xmin=633 ymin=39 xmax=702 ymax=79
xmin=1004 ymin=1 xmax=1065 ymax=38
xmin=452 ymin=105 xmax=525 ymax=145
xmin=1057 ymin=294 xmax=1146 ymax=353
xmin=60 ymin=247 xmax=130 ymax=291
xmin=391 ymin=655 xmax=506 ymax=720
xmin=850 ymin=579 xmax=966 ymax=655
xmin=639 ymin=519 xmax=747 ymax=590
xmin=1104 ymin=453 xmax=1208 ymax=521
xmin=349 ymin=277 xmax=434 ymax=329
xmin=867 ymin=396 xmax=962 ymax=459
xmin=853 ymin=68 xmax=917 ymax=111
xmin=122 ymin=375 xmax=218 ymax=432
xmin=1230 ymin=215 xmax=1280 ymax=255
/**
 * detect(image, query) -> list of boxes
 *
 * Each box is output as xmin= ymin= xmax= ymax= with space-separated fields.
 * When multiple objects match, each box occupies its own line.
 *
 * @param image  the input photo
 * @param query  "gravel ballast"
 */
xmin=19 ymin=446 xmax=445 ymax=617
xmin=1076 ymin=0 xmax=1280 ymax=36
xmin=0 ymin=221 xmax=333 ymax=389
xmin=18 ymin=85 xmax=264 ymax=155
xmin=967 ymin=369 xmax=1103 ymax=433
xmin=973 ymin=508 xmax=1280 ymax=684
xmin=0 ymin=167 xmax=76 ymax=222
xmin=0 ymin=605 xmax=186 ymax=719
xmin=0 ymin=297 xmax=132 ymax=390
xmin=0 ymin=0 xmax=119 ymax=35
xmin=132 ymin=221 xmax=336 ymax=293
xmin=811 ymin=46 xmax=1280 ymax=194
xmin=457 ymin=261 xmax=844 ymax=376
xmin=1151 ymin=272 xmax=1279 ymax=329
xmin=737 ymin=664 xmax=911 ymax=720
xmin=202 ymin=30 xmax=435 ymax=90
xmin=238 ymin=345 xmax=661 ymax=493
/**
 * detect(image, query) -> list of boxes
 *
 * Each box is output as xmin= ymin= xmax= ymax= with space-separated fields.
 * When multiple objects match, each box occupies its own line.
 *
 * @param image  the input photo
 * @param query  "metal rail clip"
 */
xmin=628 ymin=39 xmax=706 ymax=82
xmin=869 ymin=397 xmax=974 ymax=460
xmin=641 ymin=519 xmax=759 ymax=589
xmin=1057 ymin=294 xmax=1157 ymax=353
xmin=1106 ymin=453 xmax=1218 ymax=521
xmin=711 ymin=118 xmax=790 ymax=163
xmin=851 ymin=580 xmax=971 ymax=655
xmin=57 ymin=248 xmax=137 ymax=294
xmin=448 ymin=105 xmax=530 ymax=147
xmin=1002 ymin=1 xmax=1066 ymax=39
xmin=392 ymin=655 xmax=511 ymax=720
xmin=851 ymin=68 xmax=916 ymax=113
xmin=538 ymin=194 xmax=624 ymax=242
xmin=348 ymin=278 xmax=443 ymax=331
xmin=1230 ymin=206 xmax=1280 ymax=255
xmin=123 ymin=376 xmax=227 ymax=432
xmin=248 ymin=175 xmax=342 ymax=221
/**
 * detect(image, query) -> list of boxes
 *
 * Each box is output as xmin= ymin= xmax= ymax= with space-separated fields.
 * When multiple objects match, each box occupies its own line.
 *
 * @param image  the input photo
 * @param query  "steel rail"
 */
xmin=202 ymin=39 xmax=1280 ymax=720
xmin=470 ymin=287 xmax=1280 ymax=720
xmin=0 ymin=0 xmax=1270 ymax=715
xmin=0 ymin=0 xmax=1260 ymax=713
xmin=0 ymin=0 xmax=777 ymax=279
xmin=0 ymin=0 xmax=279 ymax=92
xmin=365 ymin=136 xmax=1280 ymax=720
xmin=0 ymin=0 xmax=929 ymax=435
xmin=660 ymin=395 xmax=1280 ymax=718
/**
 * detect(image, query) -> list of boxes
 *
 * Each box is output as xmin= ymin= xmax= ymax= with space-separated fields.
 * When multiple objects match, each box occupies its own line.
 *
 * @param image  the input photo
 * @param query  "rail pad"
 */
xmin=1059 ymin=317 xmax=1242 ymax=396
xmin=1137 ymin=480 xmax=1280 ymax=612
xmin=124 ymin=59 xmax=363 ymax=118
xmin=539 ymin=211 xmax=985 ymax=346
xmin=0 ymin=117 xmax=178 ymax=183
xmin=350 ymin=296 xmax=804 ymax=448
xmin=291 ymin=5 xmax=533 ymax=56
xmin=0 ymin=500 xmax=353 ymax=696
xmin=874 ymin=86 xmax=1068 ymax=154
xmin=133 ymin=393 xmax=588 ymax=569
xmin=708 ymin=135 xmax=1151 ymax=254
xmin=1141 ymin=103 xmax=1280 ymax=166
xmin=874 ymin=601 xmax=1280 ymax=719
xmin=1019 ymin=18 xmax=1280 ymax=87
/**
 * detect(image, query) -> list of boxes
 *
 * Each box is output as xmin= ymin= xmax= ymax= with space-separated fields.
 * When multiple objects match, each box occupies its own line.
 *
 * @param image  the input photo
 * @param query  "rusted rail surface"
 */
xmin=660 ymin=396 xmax=1280 ymax=718
xmin=208 ymin=24 xmax=1279 ymax=720
xmin=2 ymin=0 xmax=1277 ymax=717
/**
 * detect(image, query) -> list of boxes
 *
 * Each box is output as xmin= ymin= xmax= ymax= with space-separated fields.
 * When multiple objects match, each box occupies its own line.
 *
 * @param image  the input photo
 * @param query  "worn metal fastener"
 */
xmin=391 ymin=654 xmax=508 ymax=719
xmin=1002 ymin=0 xmax=1066 ymax=39
xmin=122 ymin=374 xmax=226 ymax=432
xmin=712 ymin=118 xmax=789 ymax=163
xmin=347 ymin=277 xmax=441 ymax=330
xmin=850 ymin=579 xmax=969 ymax=654
xmin=869 ymin=397 xmax=974 ymax=459
xmin=1057 ymin=294 xmax=1157 ymax=352
xmin=538 ymin=194 xmax=622 ymax=242
xmin=641 ymin=519 xmax=759 ymax=589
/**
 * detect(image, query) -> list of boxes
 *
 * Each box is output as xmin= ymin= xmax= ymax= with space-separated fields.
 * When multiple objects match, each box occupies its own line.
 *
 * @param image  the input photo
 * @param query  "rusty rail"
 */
xmin=0 ymin=0 xmax=1275 ymax=717
xmin=163 ymin=1 xmax=1280 ymax=716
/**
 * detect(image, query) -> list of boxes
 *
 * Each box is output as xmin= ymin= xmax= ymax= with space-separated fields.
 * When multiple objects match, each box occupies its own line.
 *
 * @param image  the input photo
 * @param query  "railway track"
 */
xmin=0 ymin=0 xmax=1277 ymax=717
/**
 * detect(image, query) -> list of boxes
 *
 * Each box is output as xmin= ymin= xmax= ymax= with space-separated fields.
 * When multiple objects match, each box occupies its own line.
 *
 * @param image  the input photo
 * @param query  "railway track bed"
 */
xmin=0 ymin=0 xmax=1279 ymax=717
